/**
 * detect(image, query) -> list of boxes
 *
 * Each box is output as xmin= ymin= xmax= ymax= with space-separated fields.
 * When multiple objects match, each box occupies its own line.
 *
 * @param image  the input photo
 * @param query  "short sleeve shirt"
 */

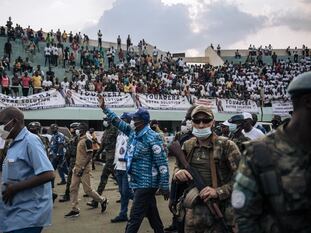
xmin=0 ymin=127 xmax=54 ymax=232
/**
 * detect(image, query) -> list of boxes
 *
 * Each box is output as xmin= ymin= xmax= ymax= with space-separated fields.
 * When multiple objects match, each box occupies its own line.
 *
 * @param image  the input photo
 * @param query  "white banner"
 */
xmin=62 ymin=90 xmax=135 ymax=108
xmin=0 ymin=90 xmax=65 ymax=110
xmin=216 ymin=98 xmax=259 ymax=113
xmin=272 ymin=101 xmax=293 ymax=116
xmin=135 ymin=94 xmax=191 ymax=110
xmin=193 ymin=98 xmax=218 ymax=112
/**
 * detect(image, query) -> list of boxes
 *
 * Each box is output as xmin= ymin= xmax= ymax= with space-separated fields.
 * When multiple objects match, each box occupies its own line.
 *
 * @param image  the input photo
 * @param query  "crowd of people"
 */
xmin=1 ymin=70 xmax=310 ymax=233
xmin=1 ymin=18 xmax=311 ymax=107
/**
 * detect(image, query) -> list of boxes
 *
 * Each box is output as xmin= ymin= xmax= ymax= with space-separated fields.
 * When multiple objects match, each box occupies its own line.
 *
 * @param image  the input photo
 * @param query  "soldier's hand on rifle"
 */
xmin=199 ymin=186 xmax=218 ymax=203
xmin=174 ymin=169 xmax=193 ymax=182
xmin=98 ymin=95 xmax=105 ymax=109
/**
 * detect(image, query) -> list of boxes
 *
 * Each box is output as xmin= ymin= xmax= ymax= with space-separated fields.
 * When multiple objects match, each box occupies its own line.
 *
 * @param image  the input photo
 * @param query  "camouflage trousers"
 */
xmin=64 ymin=157 xmax=76 ymax=196
xmin=97 ymin=153 xmax=115 ymax=195
xmin=184 ymin=208 xmax=232 ymax=233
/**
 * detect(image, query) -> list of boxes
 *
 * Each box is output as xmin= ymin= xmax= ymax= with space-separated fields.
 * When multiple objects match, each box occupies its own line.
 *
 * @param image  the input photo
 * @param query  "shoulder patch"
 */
xmin=231 ymin=190 xmax=246 ymax=209
xmin=152 ymin=145 xmax=162 ymax=155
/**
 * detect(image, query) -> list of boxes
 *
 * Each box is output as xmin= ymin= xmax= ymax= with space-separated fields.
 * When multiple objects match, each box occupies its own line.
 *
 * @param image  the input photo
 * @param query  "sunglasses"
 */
xmin=192 ymin=118 xmax=212 ymax=124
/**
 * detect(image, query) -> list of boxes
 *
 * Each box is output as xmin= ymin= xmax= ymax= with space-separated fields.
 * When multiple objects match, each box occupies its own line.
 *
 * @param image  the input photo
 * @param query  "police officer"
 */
xmin=232 ymin=71 xmax=311 ymax=233
xmin=87 ymin=117 xmax=118 ymax=208
xmin=173 ymin=105 xmax=241 ymax=233
xmin=59 ymin=122 xmax=80 ymax=202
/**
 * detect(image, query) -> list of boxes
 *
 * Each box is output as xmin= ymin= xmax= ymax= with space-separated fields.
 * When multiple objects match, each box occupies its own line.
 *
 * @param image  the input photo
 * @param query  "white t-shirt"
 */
xmin=242 ymin=127 xmax=265 ymax=140
xmin=114 ymin=132 xmax=128 ymax=171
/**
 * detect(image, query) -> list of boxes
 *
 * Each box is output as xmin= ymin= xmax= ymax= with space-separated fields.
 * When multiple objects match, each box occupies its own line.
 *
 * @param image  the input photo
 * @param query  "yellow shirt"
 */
xmin=32 ymin=75 xmax=42 ymax=88
xmin=124 ymin=85 xmax=130 ymax=93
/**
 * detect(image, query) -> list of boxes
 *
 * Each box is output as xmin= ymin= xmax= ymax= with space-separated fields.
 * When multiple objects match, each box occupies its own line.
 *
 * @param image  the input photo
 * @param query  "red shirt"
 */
xmin=21 ymin=76 xmax=31 ymax=88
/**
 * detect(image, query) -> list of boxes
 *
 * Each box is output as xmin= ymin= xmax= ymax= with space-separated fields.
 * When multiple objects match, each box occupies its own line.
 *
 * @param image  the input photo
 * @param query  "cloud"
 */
xmin=271 ymin=10 xmax=311 ymax=31
xmin=84 ymin=0 xmax=267 ymax=55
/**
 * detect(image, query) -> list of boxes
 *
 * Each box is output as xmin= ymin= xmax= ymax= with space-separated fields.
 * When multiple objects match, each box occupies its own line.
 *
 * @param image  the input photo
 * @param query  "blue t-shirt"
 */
xmin=0 ymin=127 xmax=54 ymax=232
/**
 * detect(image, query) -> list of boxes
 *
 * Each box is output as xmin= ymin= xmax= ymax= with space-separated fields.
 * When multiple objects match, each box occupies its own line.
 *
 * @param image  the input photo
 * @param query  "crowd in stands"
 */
xmin=1 ymin=17 xmax=311 ymax=107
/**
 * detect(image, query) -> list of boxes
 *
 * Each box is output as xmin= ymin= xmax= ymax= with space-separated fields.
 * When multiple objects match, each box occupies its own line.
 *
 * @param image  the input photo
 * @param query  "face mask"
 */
xmin=229 ymin=124 xmax=237 ymax=133
xmin=192 ymin=127 xmax=212 ymax=139
xmin=75 ymin=129 xmax=80 ymax=136
xmin=130 ymin=120 xmax=136 ymax=130
xmin=180 ymin=125 xmax=189 ymax=134
xmin=103 ymin=121 xmax=109 ymax=127
xmin=0 ymin=120 xmax=13 ymax=140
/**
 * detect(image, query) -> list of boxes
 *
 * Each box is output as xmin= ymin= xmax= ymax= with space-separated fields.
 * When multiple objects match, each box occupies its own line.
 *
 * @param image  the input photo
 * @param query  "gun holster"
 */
xmin=183 ymin=187 xmax=200 ymax=209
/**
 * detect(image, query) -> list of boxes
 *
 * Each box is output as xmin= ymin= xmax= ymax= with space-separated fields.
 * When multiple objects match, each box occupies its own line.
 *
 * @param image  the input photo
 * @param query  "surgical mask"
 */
xmin=192 ymin=127 xmax=212 ymax=139
xmin=75 ymin=129 xmax=80 ymax=136
xmin=0 ymin=120 xmax=13 ymax=140
xmin=103 ymin=121 xmax=109 ymax=127
xmin=130 ymin=120 xmax=136 ymax=130
xmin=229 ymin=124 xmax=237 ymax=133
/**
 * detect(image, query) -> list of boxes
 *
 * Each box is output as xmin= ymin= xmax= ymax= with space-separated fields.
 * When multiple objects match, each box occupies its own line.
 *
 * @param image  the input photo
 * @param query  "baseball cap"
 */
xmin=129 ymin=107 xmax=150 ymax=123
xmin=242 ymin=112 xmax=253 ymax=120
xmin=120 ymin=112 xmax=132 ymax=121
xmin=228 ymin=114 xmax=246 ymax=123
xmin=191 ymin=105 xmax=214 ymax=120
xmin=221 ymin=120 xmax=231 ymax=127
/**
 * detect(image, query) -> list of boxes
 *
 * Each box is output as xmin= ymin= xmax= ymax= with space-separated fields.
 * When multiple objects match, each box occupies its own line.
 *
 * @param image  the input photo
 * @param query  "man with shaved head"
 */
xmin=0 ymin=107 xmax=55 ymax=233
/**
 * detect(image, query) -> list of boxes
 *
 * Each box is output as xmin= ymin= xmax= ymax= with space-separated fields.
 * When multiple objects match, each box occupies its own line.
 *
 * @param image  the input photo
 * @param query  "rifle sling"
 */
xmin=210 ymin=145 xmax=218 ymax=188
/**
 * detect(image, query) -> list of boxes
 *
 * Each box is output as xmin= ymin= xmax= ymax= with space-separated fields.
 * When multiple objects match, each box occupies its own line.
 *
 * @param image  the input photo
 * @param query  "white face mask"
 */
xmin=130 ymin=120 xmax=136 ymax=130
xmin=0 ymin=120 xmax=13 ymax=140
xmin=75 ymin=129 xmax=80 ymax=136
xmin=103 ymin=121 xmax=109 ymax=127
xmin=192 ymin=127 xmax=212 ymax=139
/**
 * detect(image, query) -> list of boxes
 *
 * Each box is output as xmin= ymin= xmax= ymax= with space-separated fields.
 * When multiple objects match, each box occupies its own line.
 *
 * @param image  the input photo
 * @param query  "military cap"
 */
xmin=287 ymin=71 xmax=311 ymax=96
xmin=228 ymin=114 xmax=245 ymax=123
xmin=191 ymin=105 xmax=214 ymax=120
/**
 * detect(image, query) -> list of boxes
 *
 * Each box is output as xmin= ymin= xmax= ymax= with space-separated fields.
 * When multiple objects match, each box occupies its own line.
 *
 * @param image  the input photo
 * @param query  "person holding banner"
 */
xmin=98 ymin=95 xmax=169 ymax=233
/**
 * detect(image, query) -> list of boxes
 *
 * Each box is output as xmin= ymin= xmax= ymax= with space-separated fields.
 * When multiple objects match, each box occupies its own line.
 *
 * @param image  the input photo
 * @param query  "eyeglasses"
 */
xmin=192 ymin=118 xmax=212 ymax=124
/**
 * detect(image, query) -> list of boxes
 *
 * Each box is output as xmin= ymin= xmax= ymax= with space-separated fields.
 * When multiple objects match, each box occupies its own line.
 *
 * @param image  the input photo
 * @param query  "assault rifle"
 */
xmin=169 ymin=141 xmax=230 ymax=233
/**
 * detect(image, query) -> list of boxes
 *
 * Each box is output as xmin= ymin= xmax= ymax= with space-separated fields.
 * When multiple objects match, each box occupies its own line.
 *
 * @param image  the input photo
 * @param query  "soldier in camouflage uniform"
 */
xmin=232 ymin=71 xmax=311 ymax=233
xmin=87 ymin=117 xmax=118 ymax=208
xmin=227 ymin=115 xmax=251 ymax=152
xmin=59 ymin=122 xmax=80 ymax=202
xmin=173 ymin=105 xmax=241 ymax=233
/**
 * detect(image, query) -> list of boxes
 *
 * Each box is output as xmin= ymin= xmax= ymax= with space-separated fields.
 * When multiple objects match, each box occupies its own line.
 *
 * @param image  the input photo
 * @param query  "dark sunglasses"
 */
xmin=192 ymin=118 xmax=212 ymax=124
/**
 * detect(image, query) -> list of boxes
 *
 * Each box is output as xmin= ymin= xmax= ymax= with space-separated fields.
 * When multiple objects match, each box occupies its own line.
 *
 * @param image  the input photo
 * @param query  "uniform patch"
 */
xmin=152 ymin=145 xmax=162 ymax=155
xmin=159 ymin=165 xmax=168 ymax=174
xmin=231 ymin=190 xmax=246 ymax=209
xmin=119 ymin=147 xmax=125 ymax=155
xmin=152 ymin=167 xmax=158 ymax=176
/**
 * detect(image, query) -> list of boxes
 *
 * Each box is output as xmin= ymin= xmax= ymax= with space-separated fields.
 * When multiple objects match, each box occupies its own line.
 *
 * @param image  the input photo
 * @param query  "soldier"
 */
xmin=232 ymin=71 xmax=311 ymax=233
xmin=64 ymin=123 xmax=108 ymax=217
xmin=173 ymin=105 xmax=241 ymax=233
xmin=87 ymin=117 xmax=118 ymax=208
xmin=227 ymin=114 xmax=251 ymax=152
xmin=59 ymin=122 xmax=80 ymax=202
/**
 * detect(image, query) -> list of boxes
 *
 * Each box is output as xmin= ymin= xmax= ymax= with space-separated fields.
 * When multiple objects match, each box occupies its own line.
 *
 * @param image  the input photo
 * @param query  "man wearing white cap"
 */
xmin=241 ymin=112 xmax=264 ymax=140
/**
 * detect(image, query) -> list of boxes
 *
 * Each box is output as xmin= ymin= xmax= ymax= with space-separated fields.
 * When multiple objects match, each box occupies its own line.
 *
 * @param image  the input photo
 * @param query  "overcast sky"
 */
xmin=1 ymin=0 xmax=310 ymax=56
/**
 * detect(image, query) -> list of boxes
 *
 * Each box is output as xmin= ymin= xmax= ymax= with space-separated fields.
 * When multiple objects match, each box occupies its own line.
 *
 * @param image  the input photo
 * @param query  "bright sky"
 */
xmin=0 ymin=0 xmax=310 ymax=56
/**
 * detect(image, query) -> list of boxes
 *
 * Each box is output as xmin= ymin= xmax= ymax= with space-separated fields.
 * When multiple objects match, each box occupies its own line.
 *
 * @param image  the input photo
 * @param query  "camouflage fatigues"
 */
xmin=229 ymin=133 xmax=250 ymax=153
xmin=64 ymin=135 xmax=79 ymax=196
xmin=233 ymin=124 xmax=311 ymax=233
xmin=97 ymin=125 xmax=118 ymax=195
xmin=174 ymin=134 xmax=241 ymax=233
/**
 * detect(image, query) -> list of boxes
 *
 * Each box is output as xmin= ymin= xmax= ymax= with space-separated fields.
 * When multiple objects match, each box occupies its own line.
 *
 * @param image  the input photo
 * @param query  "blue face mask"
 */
xmin=192 ymin=127 xmax=212 ymax=139
xmin=229 ymin=124 xmax=237 ymax=133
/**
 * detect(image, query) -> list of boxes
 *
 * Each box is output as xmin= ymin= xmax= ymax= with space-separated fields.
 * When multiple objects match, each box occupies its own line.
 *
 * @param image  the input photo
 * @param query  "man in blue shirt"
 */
xmin=50 ymin=124 xmax=68 ymax=185
xmin=0 ymin=106 xmax=55 ymax=233
xmin=99 ymin=96 xmax=169 ymax=233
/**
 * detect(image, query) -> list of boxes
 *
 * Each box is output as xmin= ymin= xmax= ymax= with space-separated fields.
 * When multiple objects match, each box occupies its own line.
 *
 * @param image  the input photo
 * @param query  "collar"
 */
xmin=12 ymin=127 xmax=28 ymax=143
xmin=194 ymin=133 xmax=218 ymax=149
xmin=135 ymin=125 xmax=150 ymax=139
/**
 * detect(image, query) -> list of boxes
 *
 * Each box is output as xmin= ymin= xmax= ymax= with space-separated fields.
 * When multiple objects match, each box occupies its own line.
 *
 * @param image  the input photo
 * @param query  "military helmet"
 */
xmin=69 ymin=122 xmax=80 ymax=129
xmin=287 ymin=71 xmax=311 ymax=96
